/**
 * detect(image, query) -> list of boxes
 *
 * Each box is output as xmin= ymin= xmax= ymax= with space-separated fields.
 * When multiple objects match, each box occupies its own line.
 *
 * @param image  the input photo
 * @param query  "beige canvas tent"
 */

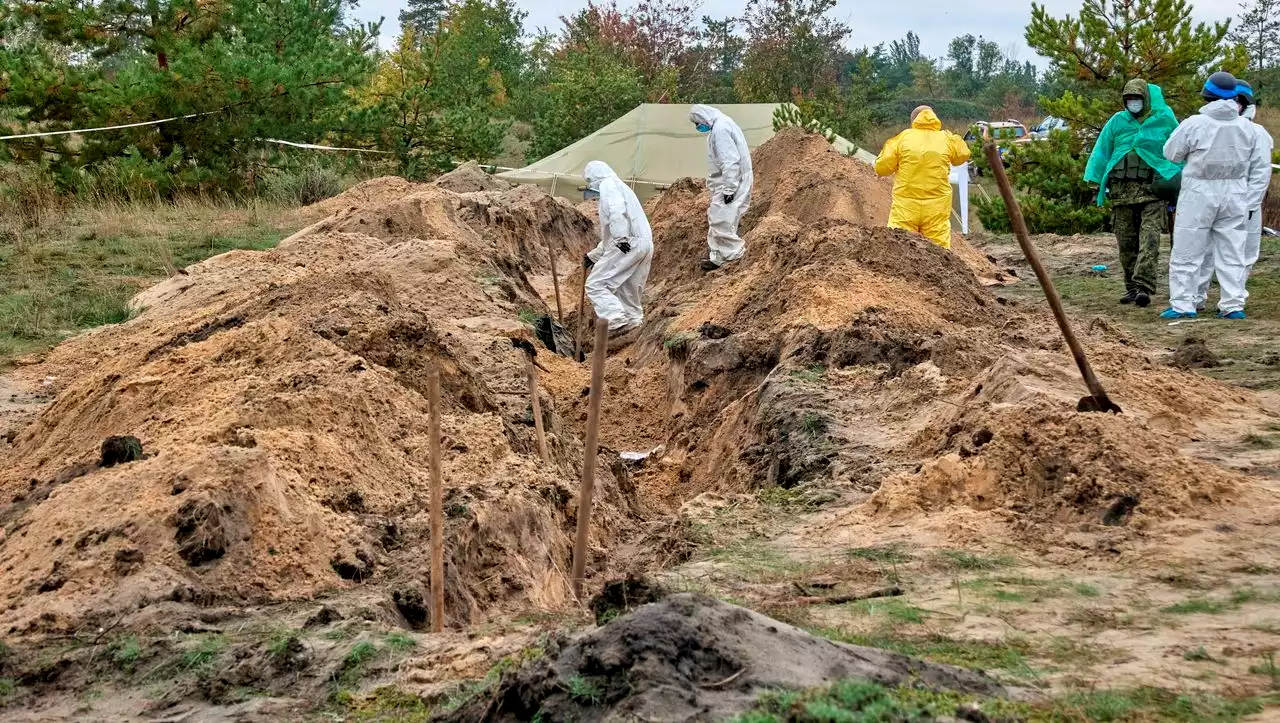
xmin=496 ymin=103 xmax=876 ymax=201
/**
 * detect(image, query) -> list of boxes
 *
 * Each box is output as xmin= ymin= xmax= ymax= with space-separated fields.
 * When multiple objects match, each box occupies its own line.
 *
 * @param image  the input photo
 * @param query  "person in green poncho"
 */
xmin=1084 ymin=79 xmax=1184 ymax=308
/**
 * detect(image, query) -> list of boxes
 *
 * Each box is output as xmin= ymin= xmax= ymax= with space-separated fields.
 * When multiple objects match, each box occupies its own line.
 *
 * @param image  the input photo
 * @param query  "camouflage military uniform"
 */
xmin=1107 ymin=152 xmax=1164 ymax=296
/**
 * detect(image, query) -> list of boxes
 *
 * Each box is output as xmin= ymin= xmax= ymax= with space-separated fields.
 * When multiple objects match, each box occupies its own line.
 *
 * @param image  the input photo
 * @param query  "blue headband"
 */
xmin=1236 ymin=84 xmax=1254 ymax=98
xmin=1203 ymin=80 xmax=1237 ymax=99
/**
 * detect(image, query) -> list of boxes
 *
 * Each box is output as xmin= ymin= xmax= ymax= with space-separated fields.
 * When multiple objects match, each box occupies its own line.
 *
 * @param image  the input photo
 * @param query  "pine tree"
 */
xmin=400 ymin=0 xmax=450 ymax=37
xmin=1228 ymin=0 xmax=1280 ymax=72
xmin=1026 ymin=0 xmax=1247 ymax=128
xmin=0 ymin=0 xmax=376 ymax=195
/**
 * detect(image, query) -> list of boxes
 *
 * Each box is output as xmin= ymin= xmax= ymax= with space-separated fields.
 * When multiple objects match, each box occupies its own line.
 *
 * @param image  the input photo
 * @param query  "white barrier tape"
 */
xmin=0 ymin=112 xmax=214 ymax=140
xmin=260 ymin=138 xmax=393 ymax=154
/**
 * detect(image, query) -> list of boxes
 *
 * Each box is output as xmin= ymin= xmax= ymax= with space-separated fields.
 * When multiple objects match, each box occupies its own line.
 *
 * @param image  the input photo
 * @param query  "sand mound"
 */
xmin=557 ymin=128 xmax=1256 ymax=533
xmin=444 ymin=593 xmax=1009 ymax=722
xmin=302 ymin=176 xmax=427 ymax=218
xmin=434 ymin=162 xmax=512 ymax=194
xmin=0 ymin=183 xmax=624 ymax=636
xmin=870 ymin=400 xmax=1243 ymax=525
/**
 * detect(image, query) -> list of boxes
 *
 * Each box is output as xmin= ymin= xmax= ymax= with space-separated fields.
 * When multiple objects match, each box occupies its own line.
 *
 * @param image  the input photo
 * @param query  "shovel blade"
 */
xmin=1077 ymin=394 xmax=1122 ymax=414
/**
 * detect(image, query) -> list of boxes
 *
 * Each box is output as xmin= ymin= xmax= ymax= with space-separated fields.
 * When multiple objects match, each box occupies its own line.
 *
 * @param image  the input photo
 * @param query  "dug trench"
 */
xmin=0 ymin=136 xmax=1278 ymax=721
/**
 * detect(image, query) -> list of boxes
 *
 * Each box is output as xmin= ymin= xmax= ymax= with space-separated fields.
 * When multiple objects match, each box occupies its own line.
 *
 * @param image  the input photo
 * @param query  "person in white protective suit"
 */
xmin=582 ymin=161 xmax=654 ymax=336
xmin=1161 ymin=71 xmax=1263 ymax=320
xmin=1191 ymin=80 xmax=1275 ymax=310
xmin=689 ymin=104 xmax=753 ymax=271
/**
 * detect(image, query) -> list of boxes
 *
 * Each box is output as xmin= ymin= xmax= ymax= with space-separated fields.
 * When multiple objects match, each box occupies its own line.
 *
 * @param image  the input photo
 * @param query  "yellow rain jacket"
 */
xmin=874 ymin=108 xmax=971 ymax=249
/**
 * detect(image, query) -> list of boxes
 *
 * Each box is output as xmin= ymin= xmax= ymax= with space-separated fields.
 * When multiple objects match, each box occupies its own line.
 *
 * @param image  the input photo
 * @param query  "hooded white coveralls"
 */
xmin=1193 ymin=108 xmax=1275 ymax=303
xmin=584 ymin=161 xmax=654 ymax=332
xmin=1163 ymin=100 xmax=1263 ymax=315
xmin=690 ymin=104 xmax=754 ymax=266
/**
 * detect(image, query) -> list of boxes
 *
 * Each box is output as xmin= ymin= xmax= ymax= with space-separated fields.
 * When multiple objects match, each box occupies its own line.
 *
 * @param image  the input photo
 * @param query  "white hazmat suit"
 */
xmin=1163 ymin=100 xmax=1262 ymax=315
xmin=690 ymin=104 xmax=753 ymax=267
xmin=583 ymin=161 xmax=654 ymax=333
xmin=1193 ymin=107 xmax=1275 ymax=304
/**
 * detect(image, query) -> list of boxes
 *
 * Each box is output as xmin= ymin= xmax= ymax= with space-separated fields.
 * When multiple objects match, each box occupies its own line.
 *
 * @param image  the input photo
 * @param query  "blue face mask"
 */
xmin=695 ymin=123 xmax=711 ymax=133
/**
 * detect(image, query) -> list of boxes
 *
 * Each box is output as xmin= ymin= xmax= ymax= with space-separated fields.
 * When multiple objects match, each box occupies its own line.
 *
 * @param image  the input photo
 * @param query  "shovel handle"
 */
xmin=983 ymin=144 xmax=1119 ymax=413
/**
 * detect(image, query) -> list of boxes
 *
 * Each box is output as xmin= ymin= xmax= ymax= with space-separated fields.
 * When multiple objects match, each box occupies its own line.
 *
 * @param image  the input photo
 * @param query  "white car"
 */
xmin=1031 ymin=116 xmax=1068 ymax=139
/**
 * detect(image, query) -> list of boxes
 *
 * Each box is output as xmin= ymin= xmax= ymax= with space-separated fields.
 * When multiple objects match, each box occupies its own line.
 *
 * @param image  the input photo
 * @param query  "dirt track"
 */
xmin=2 ymin=134 xmax=1280 ymax=720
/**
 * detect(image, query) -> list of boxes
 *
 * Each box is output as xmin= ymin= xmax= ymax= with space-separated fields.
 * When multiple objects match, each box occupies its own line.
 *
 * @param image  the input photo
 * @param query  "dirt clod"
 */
xmin=446 ymin=594 xmax=1009 ymax=722
xmin=392 ymin=584 xmax=429 ymax=628
xmin=173 ymin=497 xmax=236 ymax=567
xmin=1169 ymin=337 xmax=1220 ymax=369
xmin=588 ymin=575 xmax=667 ymax=625
xmin=100 ymin=435 xmax=144 ymax=467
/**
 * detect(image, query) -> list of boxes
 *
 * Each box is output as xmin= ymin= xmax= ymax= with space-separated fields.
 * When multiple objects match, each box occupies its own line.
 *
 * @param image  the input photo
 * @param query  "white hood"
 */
xmin=689 ymin=104 xmax=725 ymax=127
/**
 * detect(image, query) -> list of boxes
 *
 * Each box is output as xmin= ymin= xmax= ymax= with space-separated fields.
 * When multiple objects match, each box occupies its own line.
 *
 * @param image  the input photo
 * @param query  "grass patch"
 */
xmin=800 ymin=411 xmax=827 ymax=438
xmin=1184 ymin=646 xmax=1217 ymax=662
xmin=705 ymin=541 xmax=816 ymax=584
xmin=1242 ymin=432 xmax=1278 ymax=449
xmin=108 ymin=634 xmax=142 ymax=672
xmin=180 ymin=634 xmax=227 ymax=671
xmin=816 ymin=628 xmax=1032 ymax=678
xmin=937 ymin=549 xmax=1015 ymax=571
xmin=845 ymin=598 xmax=927 ymax=625
xmin=566 ymin=675 xmax=603 ymax=705
xmin=1250 ymin=652 xmax=1280 ymax=689
xmin=340 ymin=685 xmax=431 ymax=722
xmin=516 ymin=308 xmax=540 ymax=327
xmin=847 ymin=544 xmax=911 ymax=565
xmin=266 ymin=628 xmax=302 ymax=664
xmin=734 ymin=677 xmax=1271 ymax=723
xmin=0 ymin=677 xmax=16 ymax=707
xmin=1162 ymin=599 xmax=1232 ymax=615
xmin=384 ymin=632 xmax=417 ymax=652
xmin=1162 ymin=587 xmax=1280 ymax=615
xmin=0 ymin=200 xmax=297 ymax=366
xmin=788 ymin=365 xmax=826 ymax=383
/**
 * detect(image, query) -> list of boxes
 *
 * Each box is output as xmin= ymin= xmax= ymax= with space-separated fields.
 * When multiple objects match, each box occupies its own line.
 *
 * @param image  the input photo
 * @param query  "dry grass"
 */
xmin=0 ymin=196 xmax=304 ymax=364
xmin=1259 ymin=106 xmax=1279 ymax=228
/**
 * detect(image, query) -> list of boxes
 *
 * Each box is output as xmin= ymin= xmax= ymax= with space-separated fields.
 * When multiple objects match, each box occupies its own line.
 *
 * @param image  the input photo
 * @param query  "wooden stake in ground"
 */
xmin=428 ymin=367 xmax=446 ymax=632
xmin=575 ymin=265 xmax=589 ymax=362
xmin=571 ymin=318 xmax=609 ymax=600
xmin=548 ymin=240 xmax=565 ymax=325
xmin=525 ymin=353 xmax=549 ymax=463
xmin=983 ymin=143 xmax=1121 ymax=414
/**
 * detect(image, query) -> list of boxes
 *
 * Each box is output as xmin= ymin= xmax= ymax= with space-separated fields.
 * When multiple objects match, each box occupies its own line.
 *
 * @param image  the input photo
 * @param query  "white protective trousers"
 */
xmin=583 ymin=161 xmax=654 ymax=331
xmin=1195 ymin=208 xmax=1266 ymax=304
xmin=1163 ymin=100 xmax=1260 ymax=315
xmin=691 ymin=105 xmax=754 ymax=266
xmin=1171 ymin=179 xmax=1249 ymax=313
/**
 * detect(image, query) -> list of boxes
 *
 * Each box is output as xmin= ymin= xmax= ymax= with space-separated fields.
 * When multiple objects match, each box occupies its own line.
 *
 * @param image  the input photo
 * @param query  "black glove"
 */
xmin=1249 ymin=209 xmax=1256 ymax=220
xmin=723 ymin=194 xmax=735 ymax=204
xmin=583 ymin=254 xmax=594 ymax=269
xmin=617 ymin=241 xmax=632 ymax=254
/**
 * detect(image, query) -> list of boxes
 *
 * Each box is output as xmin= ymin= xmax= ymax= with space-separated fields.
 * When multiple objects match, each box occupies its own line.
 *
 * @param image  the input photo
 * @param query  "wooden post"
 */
xmin=548 ymin=239 xmax=565 ymax=325
xmin=575 ymin=268 xmax=588 ymax=362
xmin=428 ymin=368 xmax=446 ymax=633
xmin=526 ymin=354 xmax=549 ymax=463
xmin=571 ymin=318 xmax=609 ymax=601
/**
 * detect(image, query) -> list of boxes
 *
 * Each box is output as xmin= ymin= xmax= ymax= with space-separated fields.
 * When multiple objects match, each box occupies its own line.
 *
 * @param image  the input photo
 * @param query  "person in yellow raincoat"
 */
xmin=874 ymin=106 xmax=972 ymax=249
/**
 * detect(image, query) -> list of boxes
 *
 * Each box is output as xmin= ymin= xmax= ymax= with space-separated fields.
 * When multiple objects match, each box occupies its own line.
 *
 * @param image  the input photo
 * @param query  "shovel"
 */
xmin=983 ymin=143 xmax=1122 ymax=414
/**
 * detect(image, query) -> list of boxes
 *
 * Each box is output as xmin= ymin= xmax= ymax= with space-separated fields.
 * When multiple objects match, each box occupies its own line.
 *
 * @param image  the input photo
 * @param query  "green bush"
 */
xmin=263 ymin=162 xmax=352 ymax=206
xmin=973 ymin=130 xmax=1108 ymax=235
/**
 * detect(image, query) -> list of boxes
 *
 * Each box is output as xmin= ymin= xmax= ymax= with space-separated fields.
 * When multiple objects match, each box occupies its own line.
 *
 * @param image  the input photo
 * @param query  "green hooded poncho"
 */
xmin=1083 ymin=80 xmax=1184 ymax=206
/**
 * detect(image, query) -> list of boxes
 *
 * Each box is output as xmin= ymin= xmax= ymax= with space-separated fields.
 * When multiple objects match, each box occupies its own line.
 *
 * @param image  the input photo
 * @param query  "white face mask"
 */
xmin=1244 ymin=105 xmax=1257 ymax=120
xmin=1125 ymin=99 xmax=1145 ymax=114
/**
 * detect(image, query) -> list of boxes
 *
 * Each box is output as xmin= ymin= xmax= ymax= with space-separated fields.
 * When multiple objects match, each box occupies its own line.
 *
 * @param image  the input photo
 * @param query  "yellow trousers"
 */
xmin=888 ymin=195 xmax=952 ymax=249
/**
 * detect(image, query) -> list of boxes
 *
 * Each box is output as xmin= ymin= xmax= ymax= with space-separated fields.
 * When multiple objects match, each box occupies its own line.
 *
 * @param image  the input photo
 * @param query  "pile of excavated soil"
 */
xmin=0 ymin=177 xmax=625 ymax=637
xmin=443 ymin=593 xmax=1010 ymax=722
xmin=552 ymin=127 xmax=1261 ymax=532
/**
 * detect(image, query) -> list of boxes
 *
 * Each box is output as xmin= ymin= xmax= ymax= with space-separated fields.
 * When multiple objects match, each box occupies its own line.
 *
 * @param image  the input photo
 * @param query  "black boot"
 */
xmin=700 ymin=260 xmax=720 ymax=272
xmin=1119 ymin=289 xmax=1138 ymax=305
xmin=1134 ymin=292 xmax=1151 ymax=308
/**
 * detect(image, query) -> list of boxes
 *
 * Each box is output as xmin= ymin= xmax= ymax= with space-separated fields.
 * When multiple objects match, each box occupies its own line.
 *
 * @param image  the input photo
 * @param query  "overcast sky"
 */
xmin=350 ymin=0 xmax=1243 ymax=62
